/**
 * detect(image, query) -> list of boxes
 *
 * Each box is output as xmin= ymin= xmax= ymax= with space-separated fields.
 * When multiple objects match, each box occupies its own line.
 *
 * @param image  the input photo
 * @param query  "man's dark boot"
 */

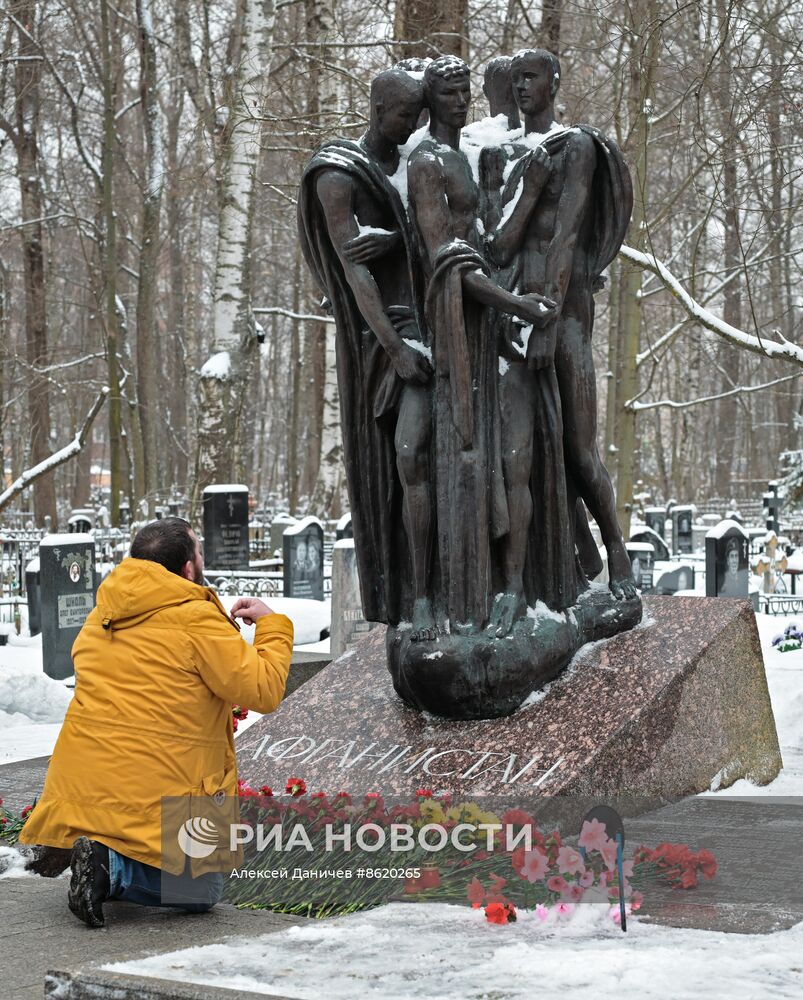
xmin=67 ymin=837 xmax=110 ymax=928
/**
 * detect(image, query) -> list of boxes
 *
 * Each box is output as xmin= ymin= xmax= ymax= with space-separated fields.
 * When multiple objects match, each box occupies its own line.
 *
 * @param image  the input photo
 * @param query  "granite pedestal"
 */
xmin=236 ymin=597 xmax=782 ymax=807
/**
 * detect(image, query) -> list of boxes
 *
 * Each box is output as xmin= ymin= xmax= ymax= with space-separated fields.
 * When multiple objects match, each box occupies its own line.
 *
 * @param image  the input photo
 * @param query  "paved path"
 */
xmin=2 ymin=876 xmax=303 ymax=999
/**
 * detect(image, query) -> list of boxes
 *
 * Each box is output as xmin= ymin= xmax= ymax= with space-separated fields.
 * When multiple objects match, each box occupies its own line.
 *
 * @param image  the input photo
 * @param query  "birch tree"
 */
xmin=194 ymin=0 xmax=276 ymax=492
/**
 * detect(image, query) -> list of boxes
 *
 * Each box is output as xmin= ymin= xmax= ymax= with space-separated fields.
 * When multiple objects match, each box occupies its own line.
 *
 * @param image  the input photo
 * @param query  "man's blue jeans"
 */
xmin=108 ymin=848 xmax=224 ymax=912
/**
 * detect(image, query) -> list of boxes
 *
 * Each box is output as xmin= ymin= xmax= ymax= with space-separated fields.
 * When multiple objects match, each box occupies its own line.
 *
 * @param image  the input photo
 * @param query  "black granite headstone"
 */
xmin=630 ymin=527 xmax=670 ymax=563
xmin=626 ymin=541 xmax=654 ymax=592
xmin=119 ymin=501 xmax=131 ymax=529
xmin=40 ymin=534 xmax=97 ymax=680
xmin=654 ymin=564 xmax=695 ymax=595
xmin=25 ymin=556 xmax=41 ymax=637
xmin=644 ymin=506 xmax=667 ymax=540
xmin=202 ymin=485 xmax=250 ymax=570
xmin=283 ymin=516 xmax=325 ymax=600
xmin=335 ymin=512 xmax=353 ymax=541
xmin=706 ymin=520 xmax=750 ymax=598
xmin=672 ymin=504 xmax=695 ymax=555
xmin=270 ymin=513 xmax=297 ymax=554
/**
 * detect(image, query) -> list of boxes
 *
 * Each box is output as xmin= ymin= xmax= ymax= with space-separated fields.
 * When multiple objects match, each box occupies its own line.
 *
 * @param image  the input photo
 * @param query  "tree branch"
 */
xmin=0 ymin=389 xmax=109 ymax=513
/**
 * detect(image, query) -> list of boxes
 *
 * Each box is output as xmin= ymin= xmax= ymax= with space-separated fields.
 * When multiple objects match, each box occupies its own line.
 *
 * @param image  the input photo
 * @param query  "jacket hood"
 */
xmin=96 ymin=557 xmax=213 ymax=630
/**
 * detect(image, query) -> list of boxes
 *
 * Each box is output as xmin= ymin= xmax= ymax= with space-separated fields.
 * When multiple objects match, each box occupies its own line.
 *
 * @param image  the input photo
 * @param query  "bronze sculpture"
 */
xmin=298 ymin=53 xmax=641 ymax=720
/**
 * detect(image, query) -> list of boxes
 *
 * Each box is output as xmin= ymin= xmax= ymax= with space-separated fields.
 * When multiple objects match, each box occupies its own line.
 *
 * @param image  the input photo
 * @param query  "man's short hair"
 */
xmin=423 ymin=54 xmax=470 ymax=101
xmin=130 ymin=517 xmax=196 ymax=576
xmin=371 ymin=68 xmax=423 ymax=109
xmin=484 ymin=55 xmax=513 ymax=92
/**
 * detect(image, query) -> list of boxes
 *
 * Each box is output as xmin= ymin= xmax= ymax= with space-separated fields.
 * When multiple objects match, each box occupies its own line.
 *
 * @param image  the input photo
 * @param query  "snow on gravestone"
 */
xmin=335 ymin=512 xmax=353 ymax=541
xmin=630 ymin=526 xmax=670 ymax=563
xmin=39 ymin=533 xmax=97 ymax=680
xmin=654 ymin=563 xmax=695 ymax=595
xmin=202 ymin=485 xmax=250 ymax=570
xmin=330 ymin=538 xmax=376 ymax=658
xmin=283 ymin=516 xmax=324 ymax=601
xmin=706 ymin=519 xmax=750 ymax=598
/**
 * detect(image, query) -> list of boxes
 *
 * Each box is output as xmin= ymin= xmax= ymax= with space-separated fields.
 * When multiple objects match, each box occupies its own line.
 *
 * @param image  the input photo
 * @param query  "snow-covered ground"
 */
xmin=108 ymin=900 xmax=803 ymax=999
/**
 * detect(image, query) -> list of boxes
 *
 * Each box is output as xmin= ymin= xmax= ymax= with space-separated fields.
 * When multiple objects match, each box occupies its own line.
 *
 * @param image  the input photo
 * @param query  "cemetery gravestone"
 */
xmin=270 ymin=513 xmax=297 ymax=554
xmin=654 ymin=564 xmax=695 ymax=595
xmin=644 ymin=506 xmax=667 ymax=540
xmin=335 ymin=513 xmax=353 ymax=541
xmin=119 ymin=501 xmax=131 ymax=529
xmin=330 ymin=539 xmax=376 ymax=657
xmin=26 ymin=557 xmax=41 ymax=637
xmin=630 ymin=527 xmax=670 ymax=563
xmin=672 ymin=504 xmax=695 ymax=555
xmin=626 ymin=541 xmax=654 ymax=592
xmin=202 ymin=485 xmax=250 ymax=570
xmin=283 ymin=516 xmax=325 ymax=600
xmin=40 ymin=534 xmax=97 ymax=680
xmin=706 ymin=520 xmax=750 ymax=598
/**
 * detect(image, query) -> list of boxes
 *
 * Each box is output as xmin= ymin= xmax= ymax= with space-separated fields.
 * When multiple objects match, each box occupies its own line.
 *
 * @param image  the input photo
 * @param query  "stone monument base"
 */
xmin=236 ymin=597 xmax=782 ymax=808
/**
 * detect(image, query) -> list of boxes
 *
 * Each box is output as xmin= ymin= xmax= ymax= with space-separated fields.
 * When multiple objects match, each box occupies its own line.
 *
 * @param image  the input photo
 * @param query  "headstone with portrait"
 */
xmin=706 ymin=519 xmax=750 ymax=598
xmin=625 ymin=541 xmax=654 ymax=593
xmin=283 ymin=516 xmax=325 ymax=601
xmin=202 ymin=484 xmax=250 ymax=570
xmin=630 ymin=527 xmax=670 ymax=563
xmin=330 ymin=538 xmax=377 ymax=657
xmin=672 ymin=504 xmax=696 ymax=555
xmin=40 ymin=533 xmax=97 ymax=680
xmin=654 ymin=564 xmax=696 ymax=595
xmin=644 ymin=506 xmax=667 ymax=541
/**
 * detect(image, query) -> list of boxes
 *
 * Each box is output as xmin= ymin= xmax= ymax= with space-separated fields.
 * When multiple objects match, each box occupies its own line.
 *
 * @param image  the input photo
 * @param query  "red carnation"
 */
xmin=416 ymin=788 xmax=434 ymax=798
xmin=20 ymin=804 xmax=33 ymax=819
xmin=485 ymin=901 xmax=517 ymax=925
xmin=259 ymin=785 xmax=273 ymax=797
xmin=285 ymin=777 xmax=307 ymax=797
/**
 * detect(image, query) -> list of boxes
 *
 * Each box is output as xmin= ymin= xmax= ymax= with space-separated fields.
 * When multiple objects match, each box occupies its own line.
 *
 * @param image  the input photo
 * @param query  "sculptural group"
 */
xmin=299 ymin=50 xmax=642 ymax=720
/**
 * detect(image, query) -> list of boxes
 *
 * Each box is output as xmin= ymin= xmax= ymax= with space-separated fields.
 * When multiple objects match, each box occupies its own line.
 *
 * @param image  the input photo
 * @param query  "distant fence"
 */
xmin=207 ymin=570 xmax=332 ymax=600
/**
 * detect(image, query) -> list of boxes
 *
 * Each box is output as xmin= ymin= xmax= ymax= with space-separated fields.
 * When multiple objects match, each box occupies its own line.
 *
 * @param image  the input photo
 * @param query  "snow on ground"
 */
xmin=109 ymin=901 xmax=803 ymax=999
xmin=0 ymin=635 xmax=73 ymax=764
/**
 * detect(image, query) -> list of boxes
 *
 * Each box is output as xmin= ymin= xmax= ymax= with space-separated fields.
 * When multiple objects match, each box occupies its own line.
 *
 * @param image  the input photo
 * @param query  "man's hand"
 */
xmin=527 ymin=320 xmax=558 ymax=370
xmin=391 ymin=341 xmax=433 ymax=384
xmin=343 ymin=229 xmax=400 ymax=265
xmin=230 ymin=597 xmax=276 ymax=626
xmin=512 ymin=292 xmax=557 ymax=328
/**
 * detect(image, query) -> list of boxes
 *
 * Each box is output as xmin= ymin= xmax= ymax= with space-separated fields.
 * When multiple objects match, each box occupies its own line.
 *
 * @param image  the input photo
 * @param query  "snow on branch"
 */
xmin=252 ymin=306 xmax=334 ymax=324
xmin=0 ymin=389 xmax=108 ymax=514
xmin=619 ymin=245 xmax=803 ymax=368
xmin=627 ymin=371 xmax=803 ymax=412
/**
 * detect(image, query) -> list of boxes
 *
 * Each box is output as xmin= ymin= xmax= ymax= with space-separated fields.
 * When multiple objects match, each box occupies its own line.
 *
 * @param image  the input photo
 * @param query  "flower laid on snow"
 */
xmin=485 ymin=901 xmax=517 ymax=924
xmin=555 ymin=901 xmax=575 ymax=919
xmin=285 ymin=777 xmax=307 ymax=797
xmin=534 ymin=903 xmax=550 ymax=922
xmin=416 ymin=788 xmax=433 ymax=798
xmin=259 ymin=785 xmax=273 ymax=797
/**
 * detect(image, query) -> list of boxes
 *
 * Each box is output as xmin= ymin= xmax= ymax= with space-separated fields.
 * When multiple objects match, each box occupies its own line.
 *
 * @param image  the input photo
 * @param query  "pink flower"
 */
xmin=547 ymin=875 xmax=568 ymax=893
xmin=555 ymin=902 xmax=575 ymax=920
xmin=564 ymin=883 xmax=585 ymax=903
xmin=579 ymin=817 xmax=609 ymax=854
xmin=609 ymin=903 xmax=632 ymax=925
xmin=579 ymin=869 xmax=595 ymax=888
xmin=534 ymin=903 xmax=550 ymax=922
xmin=600 ymin=838 xmax=618 ymax=870
xmin=520 ymin=848 xmax=548 ymax=883
xmin=630 ymin=891 xmax=644 ymax=912
xmin=556 ymin=846 xmax=584 ymax=875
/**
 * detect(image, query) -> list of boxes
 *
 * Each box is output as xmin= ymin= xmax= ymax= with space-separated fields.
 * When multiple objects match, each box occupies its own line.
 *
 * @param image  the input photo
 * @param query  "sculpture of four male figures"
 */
xmin=299 ymin=50 xmax=637 ymax=648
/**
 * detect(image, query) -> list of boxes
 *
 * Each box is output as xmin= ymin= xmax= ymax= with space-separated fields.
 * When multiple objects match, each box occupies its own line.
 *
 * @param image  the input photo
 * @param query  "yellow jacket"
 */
xmin=20 ymin=557 xmax=293 ymax=873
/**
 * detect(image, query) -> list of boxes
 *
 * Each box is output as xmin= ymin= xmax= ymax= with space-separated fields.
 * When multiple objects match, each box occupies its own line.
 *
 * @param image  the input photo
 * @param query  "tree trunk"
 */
xmin=394 ymin=0 xmax=468 ymax=60
xmin=134 ymin=0 xmax=164 ymax=515
xmin=540 ymin=0 xmax=562 ymax=54
xmin=615 ymin=0 xmax=659 ymax=538
xmin=11 ymin=0 xmax=57 ymax=526
xmin=195 ymin=0 xmax=275 ymax=492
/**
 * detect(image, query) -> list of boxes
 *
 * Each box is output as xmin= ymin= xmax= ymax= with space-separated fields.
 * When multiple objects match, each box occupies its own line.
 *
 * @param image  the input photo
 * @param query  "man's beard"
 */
xmin=192 ymin=561 xmax=205 ymax=585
